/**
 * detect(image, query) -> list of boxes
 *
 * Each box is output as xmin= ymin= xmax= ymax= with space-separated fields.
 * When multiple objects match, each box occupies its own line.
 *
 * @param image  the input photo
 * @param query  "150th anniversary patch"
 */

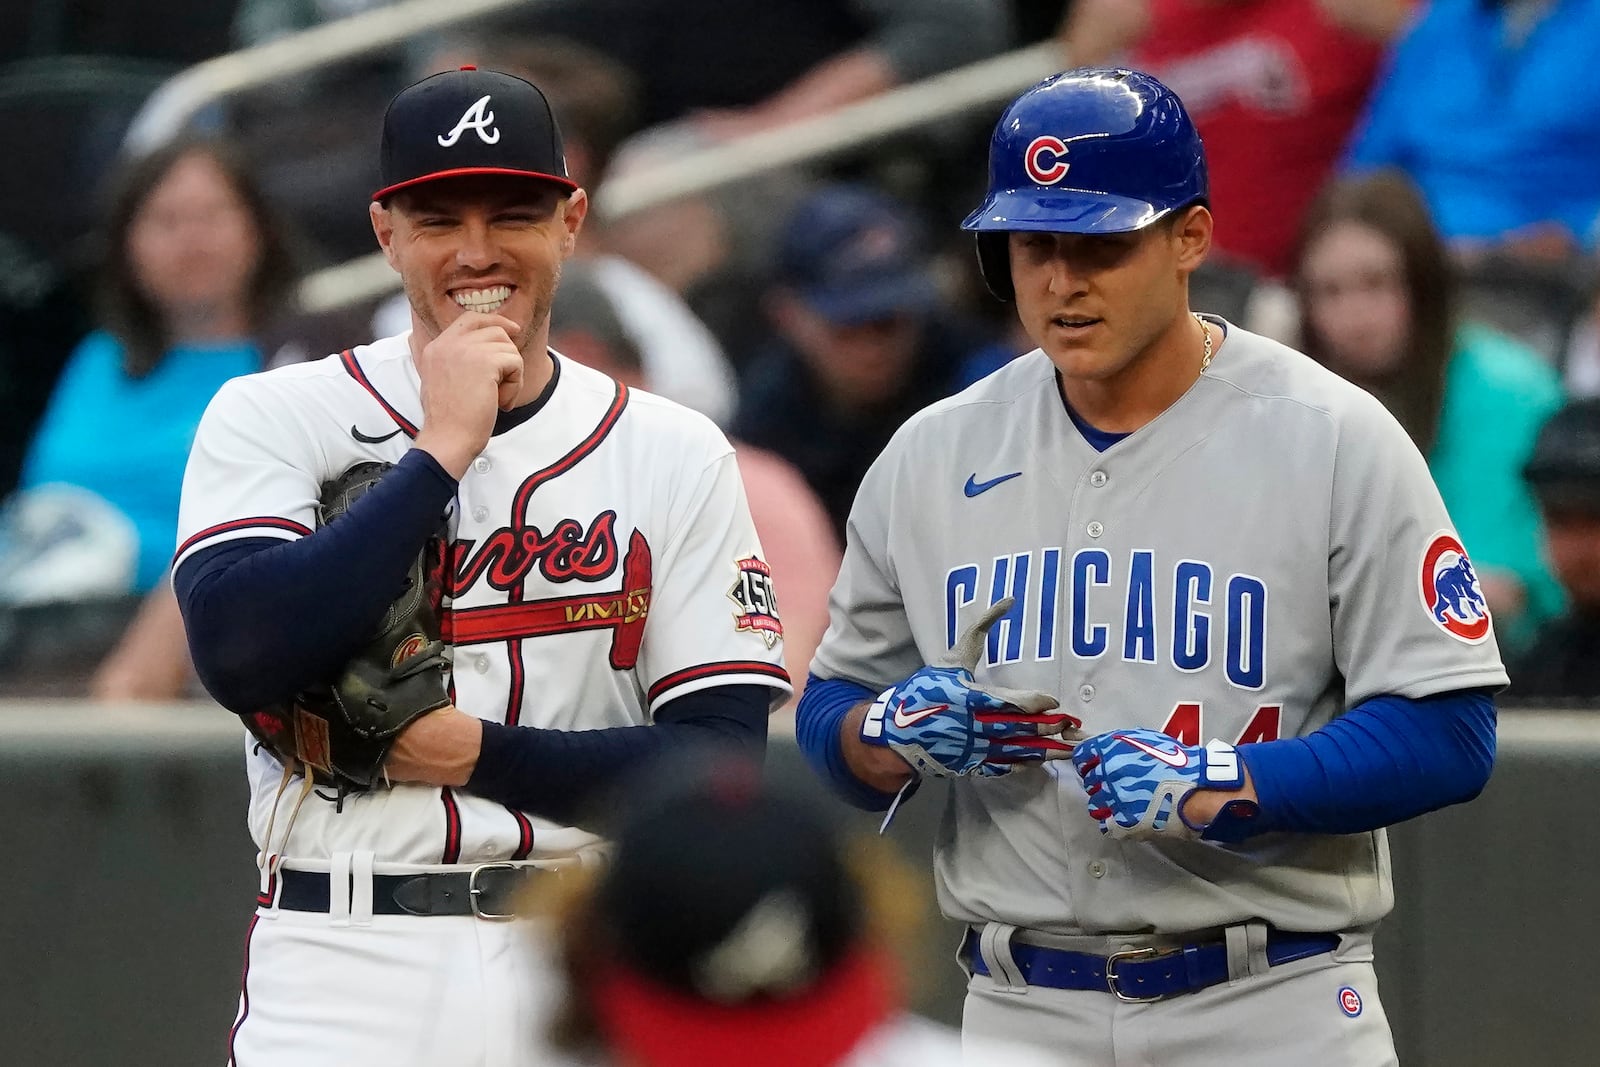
xmin=729 ymin=555 xmax=782 ymax=648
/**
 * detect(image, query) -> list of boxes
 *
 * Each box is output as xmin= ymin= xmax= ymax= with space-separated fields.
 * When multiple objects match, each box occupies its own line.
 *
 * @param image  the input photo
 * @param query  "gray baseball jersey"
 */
xmin=811 ymin=318 xmax=1508 ymax=936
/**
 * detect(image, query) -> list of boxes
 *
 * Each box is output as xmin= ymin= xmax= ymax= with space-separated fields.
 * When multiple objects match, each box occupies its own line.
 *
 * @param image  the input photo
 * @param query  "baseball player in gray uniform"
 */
xmin=795 ymin=68 xmax=1505 ymax=1066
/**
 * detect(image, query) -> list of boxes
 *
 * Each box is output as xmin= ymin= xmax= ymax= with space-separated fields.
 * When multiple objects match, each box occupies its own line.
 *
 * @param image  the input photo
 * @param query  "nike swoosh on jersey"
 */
xmin=350 ymin=425 xmax=403 ymax=444
xmin=894 ymin=702 xmax=950 ymax=729
xmin=1119 ymin=734 xmax=1190 ymax=768
xmin=964 ymin=471 xmax=1022 ymax=497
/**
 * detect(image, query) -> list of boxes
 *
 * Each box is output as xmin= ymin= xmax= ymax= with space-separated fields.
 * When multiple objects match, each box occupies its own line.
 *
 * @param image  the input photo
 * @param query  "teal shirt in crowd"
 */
xmin=1429 ymin=323 xmax=1565 ymax=650
xmin=21 ymin=330 xmax=259 ymax=592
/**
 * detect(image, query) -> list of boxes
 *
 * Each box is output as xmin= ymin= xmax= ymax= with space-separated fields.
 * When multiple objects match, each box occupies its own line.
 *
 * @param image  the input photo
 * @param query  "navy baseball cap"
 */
xmin=585 ymin=756 xmax=896 ymax=1067
xmin=777 ymin=184 xmax=938 ymax=326
xmin=373 ymin=66 xmax=578 ymax=202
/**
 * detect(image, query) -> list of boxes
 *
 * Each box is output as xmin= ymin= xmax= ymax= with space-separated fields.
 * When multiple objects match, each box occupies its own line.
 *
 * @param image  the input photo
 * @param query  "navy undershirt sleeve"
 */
xmin=174 ymin=448 xmax=458 ymax=712
xmin=795 ymin=674 xmax=905 ymax=811
xmin=1229 ymin=688 xmax=1497 ymax=839
xmin=465 ymin=684 xmax=770 ymax=825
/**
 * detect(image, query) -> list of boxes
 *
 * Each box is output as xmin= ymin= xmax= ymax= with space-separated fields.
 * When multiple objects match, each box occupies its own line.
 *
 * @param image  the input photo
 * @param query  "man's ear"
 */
xmin=1174 ymin=204 xmax=1213 ymax=273
xmin=371 ymin=201 xmax=399 ymax=268
xmin=560 ymin=188 xmax=589 ymax=256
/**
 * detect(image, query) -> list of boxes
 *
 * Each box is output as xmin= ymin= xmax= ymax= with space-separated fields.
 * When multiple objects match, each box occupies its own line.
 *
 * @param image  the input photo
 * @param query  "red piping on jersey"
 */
xmin=510 ymin=381 xmax=629 ymax=510
xmin=340 ymin=349 xmax=419 ymax=436
xmin=647 ymin=661 xmax=791 ymax=704
xmin=509 ymin=808 xmax=534 ymax=860
xmin=227 ymin=913 xmax=261 ymax=1066
xmin=176 ymin=517 xmax=313 ymax=561
xmin=505 ymin=640 xmax=529 ymax=728
xmin=502 ymin=380 xmax=630 ymax=726
xmin=440 ymin=788 xmax=463 ymax=864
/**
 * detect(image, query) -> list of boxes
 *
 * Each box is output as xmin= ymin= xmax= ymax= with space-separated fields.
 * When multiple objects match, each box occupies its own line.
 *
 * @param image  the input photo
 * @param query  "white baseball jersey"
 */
xmin=812 ymin=319 xmax=1507 ymax=937
xmin=177 ymin=334 xmax=790 ymax=867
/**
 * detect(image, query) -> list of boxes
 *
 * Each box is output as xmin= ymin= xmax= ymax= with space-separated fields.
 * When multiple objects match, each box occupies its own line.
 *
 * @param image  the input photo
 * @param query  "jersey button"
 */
xmin=473 ymin=457 xmax=492 ymax=474
xmin=472 ymin=506 xmax=489 ymax=523
xmin=1078 ymin=684 xmax=1094 ymax=702
xmin=1088 ymin=860 xmax=1107 ymax=878
xmin=1089 ymin=471 xmax=1107 ymax=487
xmin=1086 ymin=521 xmax=1104 ymax=538
xmin=473 ymin=654 xmax=490 ymax=674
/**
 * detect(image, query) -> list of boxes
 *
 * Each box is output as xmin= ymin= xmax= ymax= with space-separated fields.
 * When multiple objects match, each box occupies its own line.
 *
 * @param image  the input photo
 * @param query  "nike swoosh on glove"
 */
xmin=861 ymin=598 xmax=1084 ymax=778
xmin=1070 ymin=728 xmax=1253 ymax=841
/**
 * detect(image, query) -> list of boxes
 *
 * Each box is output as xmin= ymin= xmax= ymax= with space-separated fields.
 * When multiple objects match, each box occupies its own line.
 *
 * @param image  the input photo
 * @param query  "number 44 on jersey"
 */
xmin=1162 ymin=701 xmax=1281 ymax=746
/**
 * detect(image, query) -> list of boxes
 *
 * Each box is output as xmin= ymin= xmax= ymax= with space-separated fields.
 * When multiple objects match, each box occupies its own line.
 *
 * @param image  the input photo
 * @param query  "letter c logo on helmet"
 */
xmin=963 ymin=67 xmax=1209 ymax=301
xmin=1024 ymin=136 xmax=1071 ymax=185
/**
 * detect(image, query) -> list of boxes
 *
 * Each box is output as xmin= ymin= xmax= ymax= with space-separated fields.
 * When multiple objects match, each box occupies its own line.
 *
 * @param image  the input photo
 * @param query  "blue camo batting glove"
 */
xmin=861 ymin=598 xmax=1083 ymax=779
xmin=1070 ymin=728 xmax=1256 ymax=841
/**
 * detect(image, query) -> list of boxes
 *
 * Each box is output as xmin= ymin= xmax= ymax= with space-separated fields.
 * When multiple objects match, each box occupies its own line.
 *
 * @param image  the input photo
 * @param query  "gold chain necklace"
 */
xmin=1195 ymin=312 xmax=1214 ymax=372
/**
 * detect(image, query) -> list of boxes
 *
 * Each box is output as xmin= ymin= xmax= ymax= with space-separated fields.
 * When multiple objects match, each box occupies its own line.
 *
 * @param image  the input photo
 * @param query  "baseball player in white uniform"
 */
xmin=795 ymin=69 xmax=1504 ymax=1066
xmin=174 ymin=67 xmax=788 ymax=1066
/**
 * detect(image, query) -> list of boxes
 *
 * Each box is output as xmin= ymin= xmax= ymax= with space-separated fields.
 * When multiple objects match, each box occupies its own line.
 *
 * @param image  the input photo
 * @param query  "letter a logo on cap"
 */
xmin=438 ymin=95 xmax=501 ymax=147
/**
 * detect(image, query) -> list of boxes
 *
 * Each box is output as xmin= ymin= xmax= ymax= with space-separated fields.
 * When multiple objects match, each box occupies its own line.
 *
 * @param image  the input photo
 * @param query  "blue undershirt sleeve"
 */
xmin=795 ymin=674 xmax=906 ymax=811
xmin=1223 ymin=688 xmax=1496 ymax=840
xmin=173 ymin=448 xmax=458 ymax=713
xmin=465 ymin=684 xmax=769 ymax=825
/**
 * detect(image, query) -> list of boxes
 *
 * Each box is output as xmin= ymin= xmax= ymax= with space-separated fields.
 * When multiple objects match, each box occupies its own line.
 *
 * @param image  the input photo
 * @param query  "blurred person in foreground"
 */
xmin=1509 ymin=399 xmax=1600 ymax=702
xmin=733 ymin=183 xmax=989 ymax=538
xmin=549 ymin=261 xmax=841 ymax=708
xmin=0 ymin=137 xmax=297 ymax=698
xmin=1294 ymin=170 xmax=1565 ymax=649
xmin=532 ymin=753 xmax=1049 ymax=1067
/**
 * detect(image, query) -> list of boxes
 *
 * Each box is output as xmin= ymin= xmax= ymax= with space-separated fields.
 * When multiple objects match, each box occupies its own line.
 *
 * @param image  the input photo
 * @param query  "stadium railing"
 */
xmin=121 ymin=10 xmax=1064 ymax=315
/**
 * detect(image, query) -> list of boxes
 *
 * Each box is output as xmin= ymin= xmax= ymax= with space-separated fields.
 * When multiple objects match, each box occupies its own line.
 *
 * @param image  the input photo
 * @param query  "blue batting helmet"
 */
xmin=962 ymin=67 xmax=1208 ymax=300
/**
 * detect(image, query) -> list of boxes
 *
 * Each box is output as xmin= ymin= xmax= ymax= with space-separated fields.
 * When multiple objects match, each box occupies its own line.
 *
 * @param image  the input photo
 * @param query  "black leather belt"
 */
xmin=962 ymin=927 xmax=1340 ymax=1002
xmin=273 ymin=864 xmax=543 ymax=921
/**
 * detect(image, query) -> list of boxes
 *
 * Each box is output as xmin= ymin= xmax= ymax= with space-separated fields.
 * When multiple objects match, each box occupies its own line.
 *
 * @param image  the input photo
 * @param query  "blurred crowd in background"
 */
xmin=2 ymin=0 xmax=1599 ymax=705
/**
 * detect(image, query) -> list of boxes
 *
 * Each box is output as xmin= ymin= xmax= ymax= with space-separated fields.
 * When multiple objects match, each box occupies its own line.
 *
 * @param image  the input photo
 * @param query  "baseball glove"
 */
xmin=241 ymin=461 xmax=452 ymax=802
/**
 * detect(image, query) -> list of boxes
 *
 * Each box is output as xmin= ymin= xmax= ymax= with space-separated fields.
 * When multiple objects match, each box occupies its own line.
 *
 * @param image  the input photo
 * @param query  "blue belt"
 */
xmin=962 ymin=927 xmax=1340 ymax=1002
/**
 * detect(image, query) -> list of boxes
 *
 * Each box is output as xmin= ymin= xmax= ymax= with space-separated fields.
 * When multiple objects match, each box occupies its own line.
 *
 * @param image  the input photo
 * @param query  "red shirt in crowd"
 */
xmin=1131 ymin=0 xmax=1385 ymax=277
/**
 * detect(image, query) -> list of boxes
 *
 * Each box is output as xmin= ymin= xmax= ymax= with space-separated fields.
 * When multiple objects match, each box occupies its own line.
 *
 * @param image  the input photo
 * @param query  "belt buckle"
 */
xmin=468 ymin=862 xmax=519 ymax=922
xmin=1104 ymin=947 xmax=1165 ymax=1003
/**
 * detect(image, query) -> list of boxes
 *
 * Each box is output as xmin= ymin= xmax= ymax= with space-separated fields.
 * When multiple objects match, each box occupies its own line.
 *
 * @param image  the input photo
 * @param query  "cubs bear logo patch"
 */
xmin=1419 ymin=532 xmax=1491 ymax=644
xmin=728 ymin=555 xmax=782 ymax=649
